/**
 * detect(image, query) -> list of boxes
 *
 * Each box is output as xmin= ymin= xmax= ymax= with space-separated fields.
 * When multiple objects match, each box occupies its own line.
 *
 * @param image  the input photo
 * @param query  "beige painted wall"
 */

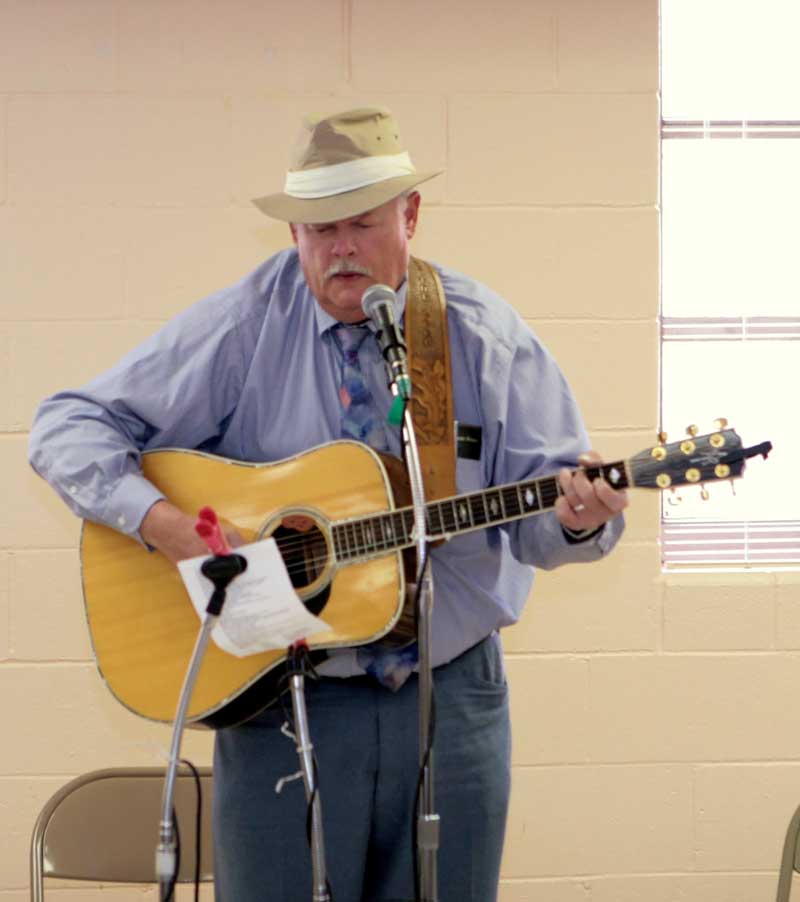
xmin=1 ymin=1 xmax=798 ymax=899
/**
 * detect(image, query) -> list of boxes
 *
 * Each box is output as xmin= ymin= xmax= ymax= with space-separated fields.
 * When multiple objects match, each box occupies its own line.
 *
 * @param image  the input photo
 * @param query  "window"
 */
xmin=660 ymin=0 xmax=800 ymax=566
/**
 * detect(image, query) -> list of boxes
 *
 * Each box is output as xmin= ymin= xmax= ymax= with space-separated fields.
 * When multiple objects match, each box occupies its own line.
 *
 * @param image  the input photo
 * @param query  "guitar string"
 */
xmin=269 ymin=482 xmax=574 ymax=577
xmin=271 ymin=455 xmax=736 ymax=578
xmin=265 ymin=485 xmax=557 ymax=560
xmin=248 ymin=466 xmax=619 ymax=574
xmin=203 ymin=442 xmax=729 ymax=564
xmin=204 ymin=449 xmax=740 ymax=576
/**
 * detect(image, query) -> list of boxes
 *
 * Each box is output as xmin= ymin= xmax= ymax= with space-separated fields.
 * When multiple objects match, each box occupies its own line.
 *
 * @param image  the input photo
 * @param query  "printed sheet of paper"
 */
xmin=177 ymin=538 xmax=330 ymax=658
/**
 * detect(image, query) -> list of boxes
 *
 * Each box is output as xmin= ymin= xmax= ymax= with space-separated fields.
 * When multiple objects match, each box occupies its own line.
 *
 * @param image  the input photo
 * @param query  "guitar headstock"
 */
xmin=629 ymin=423 xmax=746 ymax=490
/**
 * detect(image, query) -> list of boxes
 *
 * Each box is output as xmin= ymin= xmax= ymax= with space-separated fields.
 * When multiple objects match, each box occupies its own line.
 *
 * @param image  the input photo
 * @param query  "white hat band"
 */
xmin=284 ymin=151 xmax=416 ymax=199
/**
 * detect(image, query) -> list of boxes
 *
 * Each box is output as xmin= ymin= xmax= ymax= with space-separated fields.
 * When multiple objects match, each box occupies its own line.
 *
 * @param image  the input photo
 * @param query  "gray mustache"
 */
xmin=324 ymin=261 xmax=372 ymax=280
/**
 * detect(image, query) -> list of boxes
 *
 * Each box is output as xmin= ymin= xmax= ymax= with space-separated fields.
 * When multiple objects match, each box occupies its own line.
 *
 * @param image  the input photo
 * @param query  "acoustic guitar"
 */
xmin=80 ymin=425 xmax=771 ymax=728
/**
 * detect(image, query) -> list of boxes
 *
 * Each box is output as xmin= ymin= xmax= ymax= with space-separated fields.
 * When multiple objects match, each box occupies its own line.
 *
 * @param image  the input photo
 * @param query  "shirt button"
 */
xmin=69 ymin=485 xmax=78 ymax=495
xmin=117 ymin=515 xmax=127 ymax=527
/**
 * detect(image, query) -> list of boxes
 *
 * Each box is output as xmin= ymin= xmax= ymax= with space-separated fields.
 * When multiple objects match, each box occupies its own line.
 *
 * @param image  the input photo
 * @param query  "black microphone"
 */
xmin=361 ymin=284 xmax=412 ymax=399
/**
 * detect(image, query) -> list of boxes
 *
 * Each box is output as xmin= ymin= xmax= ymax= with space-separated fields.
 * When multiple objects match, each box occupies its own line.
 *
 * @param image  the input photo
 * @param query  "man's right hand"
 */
xmin=140 ymin=500 xmax=243 ymax=564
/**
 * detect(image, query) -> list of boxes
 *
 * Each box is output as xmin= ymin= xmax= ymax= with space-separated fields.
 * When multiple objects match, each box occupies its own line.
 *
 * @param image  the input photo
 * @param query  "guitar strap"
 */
xmin=404 ymin=257 xmax=457 ymax=501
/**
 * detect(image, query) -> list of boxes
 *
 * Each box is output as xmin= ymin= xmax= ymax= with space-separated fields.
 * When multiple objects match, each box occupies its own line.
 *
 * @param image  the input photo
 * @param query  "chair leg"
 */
xmin=29 ymin=808 xmax=46 ymax=902
xmin=776 ymin=802 xmax=800 ymax=902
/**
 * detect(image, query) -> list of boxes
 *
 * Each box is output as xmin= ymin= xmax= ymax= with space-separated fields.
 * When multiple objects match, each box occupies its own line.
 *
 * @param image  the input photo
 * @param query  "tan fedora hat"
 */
xmin=252 ymin=106 xmax=442 ymax=224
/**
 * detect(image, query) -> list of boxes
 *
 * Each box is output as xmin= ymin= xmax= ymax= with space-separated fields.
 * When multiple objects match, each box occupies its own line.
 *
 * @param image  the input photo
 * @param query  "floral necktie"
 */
xmin=331 ymin=323 xmax=389 ymax=452
xmin=330 ymin=322 xmax=418 ymax=690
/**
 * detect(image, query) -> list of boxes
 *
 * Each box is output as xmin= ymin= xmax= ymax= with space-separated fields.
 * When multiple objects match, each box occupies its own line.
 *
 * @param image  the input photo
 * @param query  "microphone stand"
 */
xmin=156 ymin=552 xmax=247 ymax=901
xmin=398 ymin=392 xmax=440 ymax=902
xmin=363 ymin=285 xmax=439 ymax=899
xmin=285 ymin=642 xmax=331 ymax=902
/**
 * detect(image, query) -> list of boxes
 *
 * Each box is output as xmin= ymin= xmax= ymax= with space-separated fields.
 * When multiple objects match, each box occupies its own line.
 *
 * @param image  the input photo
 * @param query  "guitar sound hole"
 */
xmin=272 ymin=522 xmax=330 ymax=617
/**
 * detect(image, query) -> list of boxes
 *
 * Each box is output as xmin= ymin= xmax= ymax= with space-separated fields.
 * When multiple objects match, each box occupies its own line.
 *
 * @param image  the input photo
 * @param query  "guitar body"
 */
xmin=80 ymin=442 xmax=405 ymax=728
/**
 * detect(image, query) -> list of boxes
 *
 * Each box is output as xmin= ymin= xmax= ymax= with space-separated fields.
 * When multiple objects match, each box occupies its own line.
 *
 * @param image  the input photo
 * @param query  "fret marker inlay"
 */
xmin=525 ymin=488 xmax=534 ymax=508
xmin=609 ymin=467 xmax=621 ymax=485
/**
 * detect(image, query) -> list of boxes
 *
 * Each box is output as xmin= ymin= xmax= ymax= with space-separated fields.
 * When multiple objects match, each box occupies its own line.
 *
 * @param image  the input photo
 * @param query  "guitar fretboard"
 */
xmin=331 ymin=460 xmax=630 ymax=562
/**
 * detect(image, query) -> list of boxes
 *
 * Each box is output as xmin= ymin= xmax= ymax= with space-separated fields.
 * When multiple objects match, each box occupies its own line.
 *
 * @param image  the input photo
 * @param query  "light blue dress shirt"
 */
xmin=28 ymin=249 xmax=623 ymax=670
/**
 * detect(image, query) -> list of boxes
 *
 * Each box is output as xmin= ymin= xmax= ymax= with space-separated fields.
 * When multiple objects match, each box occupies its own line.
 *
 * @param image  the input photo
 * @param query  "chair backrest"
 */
xmin=30 ymin=766 xmax=213 ymax=901
xmin=776 ymin=800 xmax=800 ymax=902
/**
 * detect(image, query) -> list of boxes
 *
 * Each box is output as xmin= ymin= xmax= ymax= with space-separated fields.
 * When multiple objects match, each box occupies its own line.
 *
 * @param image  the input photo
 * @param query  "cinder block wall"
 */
xmin=2 ymin=1 xmax=798 ymax=900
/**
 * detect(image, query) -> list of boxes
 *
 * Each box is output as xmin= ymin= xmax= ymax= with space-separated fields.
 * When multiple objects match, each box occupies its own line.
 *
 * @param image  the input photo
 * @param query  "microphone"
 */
xmin=361 ymin=284 xmax=411 ymax=399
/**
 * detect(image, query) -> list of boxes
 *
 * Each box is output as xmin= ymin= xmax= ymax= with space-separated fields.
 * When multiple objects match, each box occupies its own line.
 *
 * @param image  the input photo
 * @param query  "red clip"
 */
xmin=195 ymin=506 xmax=231 ymax=556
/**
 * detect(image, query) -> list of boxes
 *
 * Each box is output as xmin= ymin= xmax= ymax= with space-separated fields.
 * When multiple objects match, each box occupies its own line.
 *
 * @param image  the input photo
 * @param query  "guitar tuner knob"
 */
xmin=657 ymin=431 xmax=668 ymax=444
xmin=700 ymin=487 xmax=710 ymax=501
xmin=686 ymin=424 xmax=699 ymax=437
xmin=714 ymin=417 xmax=728 ymax=430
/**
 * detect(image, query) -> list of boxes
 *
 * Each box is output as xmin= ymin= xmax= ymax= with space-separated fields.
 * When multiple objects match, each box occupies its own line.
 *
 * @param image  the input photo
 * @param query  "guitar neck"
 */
xmin=331 ymin=459 xmax=630 ymax=562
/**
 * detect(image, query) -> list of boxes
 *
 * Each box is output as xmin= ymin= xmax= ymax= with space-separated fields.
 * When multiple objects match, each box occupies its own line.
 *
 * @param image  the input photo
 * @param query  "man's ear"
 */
xmin=404 ymin=192 xmax=421 ymax=239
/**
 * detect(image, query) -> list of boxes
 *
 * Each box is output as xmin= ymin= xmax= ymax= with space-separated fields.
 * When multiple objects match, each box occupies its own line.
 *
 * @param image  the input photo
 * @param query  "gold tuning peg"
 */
xmin=700 ymin=487 xmax=710 ymax=501
xmin=714 ymin=417 xmax=728 ymax=430
xmin=657 ymin=431 xmax=668 ymax=444
xmin=686 ymin=424 xmax=699 ymax=437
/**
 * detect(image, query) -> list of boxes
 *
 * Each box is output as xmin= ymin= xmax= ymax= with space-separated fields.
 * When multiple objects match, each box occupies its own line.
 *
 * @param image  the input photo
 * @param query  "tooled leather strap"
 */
xmin=404 ymin=257 xmax=456 ymax=501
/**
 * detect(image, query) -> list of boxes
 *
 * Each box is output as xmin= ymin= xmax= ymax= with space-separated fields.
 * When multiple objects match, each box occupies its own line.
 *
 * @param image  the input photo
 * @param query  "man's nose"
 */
xmin=330 ymin=231 xmax=357 ymax=256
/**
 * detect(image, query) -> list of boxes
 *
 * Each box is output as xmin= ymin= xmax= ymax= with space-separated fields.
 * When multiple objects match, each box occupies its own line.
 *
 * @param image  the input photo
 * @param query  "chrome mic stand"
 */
xmin=284 ymin=642 xmax=331 ymax=902
xmin=363 ymin=283 xmax=440 ymax=899
xmin=157 ymin=550 xmax=247 ymax=901
xmin=398 ymin=395 xmax=440 ymax=902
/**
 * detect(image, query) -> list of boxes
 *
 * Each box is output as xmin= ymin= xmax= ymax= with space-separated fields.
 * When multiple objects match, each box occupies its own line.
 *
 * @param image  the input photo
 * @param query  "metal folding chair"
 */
xmin=776 ymin=799 xmax=800 ymax=901
xmin=30 ymin=766 xmax=213 ymax=900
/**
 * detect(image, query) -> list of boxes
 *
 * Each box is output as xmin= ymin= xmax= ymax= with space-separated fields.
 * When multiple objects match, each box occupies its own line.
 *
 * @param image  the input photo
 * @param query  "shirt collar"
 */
xmin=313 ymin=278 xmax=408 ymax=338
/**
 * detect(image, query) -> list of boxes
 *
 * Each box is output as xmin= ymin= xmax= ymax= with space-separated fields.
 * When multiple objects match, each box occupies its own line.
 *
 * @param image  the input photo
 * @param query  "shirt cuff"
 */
xmin=100 ymin=472 xmax=166 ymax=546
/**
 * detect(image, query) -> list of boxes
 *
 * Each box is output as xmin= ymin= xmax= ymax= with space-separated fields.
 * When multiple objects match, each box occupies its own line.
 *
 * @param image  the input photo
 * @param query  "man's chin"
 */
xmin=320 ymin=285 xmax=371 ymax=323
xmin=329 ymin=278 xmax=371 ymax=309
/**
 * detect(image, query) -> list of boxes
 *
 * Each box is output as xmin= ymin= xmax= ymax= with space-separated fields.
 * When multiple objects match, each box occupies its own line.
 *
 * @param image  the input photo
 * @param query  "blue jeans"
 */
xmin=213 ymin=633 xmax=511 ymax=902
